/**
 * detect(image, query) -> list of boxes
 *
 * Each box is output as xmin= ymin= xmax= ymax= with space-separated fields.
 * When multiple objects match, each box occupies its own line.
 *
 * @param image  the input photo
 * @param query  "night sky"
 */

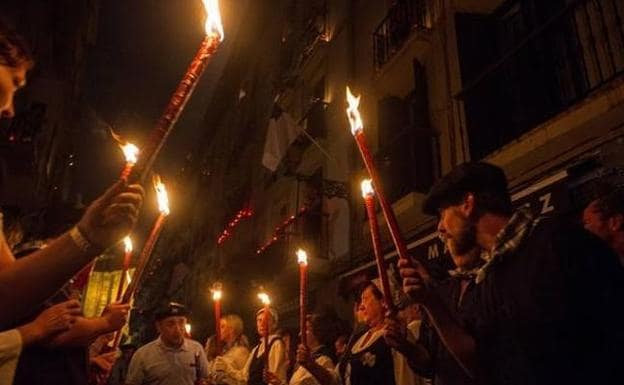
xmin=85 ymin=0 xmax=233 ymax=179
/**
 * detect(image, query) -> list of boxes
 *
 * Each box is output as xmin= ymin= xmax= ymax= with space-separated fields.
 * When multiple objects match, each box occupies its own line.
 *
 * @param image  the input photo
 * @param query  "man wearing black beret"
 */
xmin=399 ymin=162 xmax=624 ymax=385
xmin=126 ymin=302 xmax=209 ymax=385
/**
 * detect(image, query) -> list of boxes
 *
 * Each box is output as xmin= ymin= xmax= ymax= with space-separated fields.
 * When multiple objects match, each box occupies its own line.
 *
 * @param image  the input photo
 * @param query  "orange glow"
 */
xmin=123 ymin=236 xmax=133 ymax=253
xmin=111 ymin=130 xmax=139 ymax=164
xmin=202 ymin=0 xmax=224 ymax=41
xmin=258 ymin=292 xmax=271 ymax=305
xmin=296 ymin=249 xmax=308 ymax=266
xmin=346 ymin=86 xmax=363 ymax=135
xmin=152 ymin=175 xmax=170 ymax=216
xmin=360 ymin=179 xmax=374 ymax=198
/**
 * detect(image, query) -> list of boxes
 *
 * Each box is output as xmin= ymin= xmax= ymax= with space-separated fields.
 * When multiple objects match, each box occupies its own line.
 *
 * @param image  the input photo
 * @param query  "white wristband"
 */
xmin=69 ymin=226 xmax=93 ymax=252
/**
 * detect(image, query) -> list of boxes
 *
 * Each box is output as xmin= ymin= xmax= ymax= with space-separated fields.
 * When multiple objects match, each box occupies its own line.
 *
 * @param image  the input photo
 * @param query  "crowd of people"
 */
xmin=2 ymin=15 xmax=624 ymax=385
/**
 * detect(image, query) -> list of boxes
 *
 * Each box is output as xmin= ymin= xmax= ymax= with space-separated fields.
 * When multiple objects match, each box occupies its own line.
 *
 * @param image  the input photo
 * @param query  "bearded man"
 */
xmin=399 ymin=162 xmax=624 ymax=385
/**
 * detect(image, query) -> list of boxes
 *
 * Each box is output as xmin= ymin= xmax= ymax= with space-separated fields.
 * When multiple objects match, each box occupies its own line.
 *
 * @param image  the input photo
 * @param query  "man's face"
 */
xmin=358 ymin=286 xmax=384 ymax=327
xmin=156 ymin=316 xmax=186 ymax=347
xmin=438 ymin=203 xmax=478 ymax=255
xmin=0 ymin=63 xmax=27 ymax=119
xmin=256 ymin=311 xmax=272 ymax=337
xmin=583 ymin=200 xmax=611 ymax=241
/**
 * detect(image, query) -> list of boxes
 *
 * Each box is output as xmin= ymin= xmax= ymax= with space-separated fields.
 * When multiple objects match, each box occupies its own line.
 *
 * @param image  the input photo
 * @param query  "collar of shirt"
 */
xmin=157 ymin=337 xmax=189 ymax=353
xmin=475 ymin=207 xmax=540 ymax=284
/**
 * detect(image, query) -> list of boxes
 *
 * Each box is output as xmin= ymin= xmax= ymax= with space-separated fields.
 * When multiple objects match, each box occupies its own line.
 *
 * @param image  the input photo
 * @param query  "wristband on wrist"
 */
xmin=69 ymin=226 xmax=94 ymax=252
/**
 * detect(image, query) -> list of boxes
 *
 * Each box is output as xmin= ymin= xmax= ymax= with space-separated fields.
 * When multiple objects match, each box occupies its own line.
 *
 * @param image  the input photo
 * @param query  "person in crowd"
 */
xmin=0 ymin=299 xmax=81 ymax=385
xmin=206 ymin=314 xmax=250 ymax=384
xmin=125 ymin=302 xmax=210 ymax=385
xmin=215 ymin=306 xmax=288 ymax=385
xmin=276 ymin=327 xmax=296 ymax=380
xmin=106 ymin=341 xmax=137 ymax=385
xmin=582 ymin=182 xmax=624 ymax=266
xmin=399 ymin=161 xmax=624 ymax=385
xmin=0 ymin=19 xmax=144 ymax=326
xmin=398 ymin=302 xmax=424 ymax=340
xmin=296 ymin=281 xmax=422 ymax=385
xmin=265 ymin=313 xmax=338 ymax=385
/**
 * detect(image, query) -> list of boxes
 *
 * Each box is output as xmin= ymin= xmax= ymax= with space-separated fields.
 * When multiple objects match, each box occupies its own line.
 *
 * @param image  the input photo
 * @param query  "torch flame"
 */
xmin=296 ymin=249 xmax=308 ymax=266
xmin=202 ymin=0 xmax=224 ymax=42
xmin=185 ymin=323 xmax=191 ymax=335
xmin=123 ymin=236 xmax=133 ymax=253
xmin=152 ymin=174 xmax=170 ymax=216
xmin=360 ymin=179 xmax=374 ymax=198
xmin=258 ymin=292 xmax=271 ymax=305
xmin=111 ymin=129 xmax=139 ymax=164
xmin=212 ymin=289 xmax=222 ymax=301
xmin=346 ymin=86 xmax=363 ymax=135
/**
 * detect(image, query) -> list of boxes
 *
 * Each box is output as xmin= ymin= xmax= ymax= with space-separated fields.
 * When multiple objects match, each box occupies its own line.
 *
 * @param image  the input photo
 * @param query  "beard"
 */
xmin=447 ymin=215 xmax=477 ymax=256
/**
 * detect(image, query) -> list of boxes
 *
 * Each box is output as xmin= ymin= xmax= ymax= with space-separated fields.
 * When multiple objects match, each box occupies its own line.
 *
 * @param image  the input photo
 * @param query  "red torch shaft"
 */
xmin=214 ymin=300 xmax=222 ymax=355
xmin=354 ymin=132 xmax=431 ymax=283
xmin=299 ymin=263 xmax=308 ymax=347
xmin=364 ymin=195 xmax=397 ymax=315
xmin=134 ymin=35 xmax=220 ymax=182
xmin=264 ymin=304 xmax=270 ymax=367
xmin=120 ymin=163 xmax=133 ymax=182
xmin=121 ymin=214 xmax=167 ymax=304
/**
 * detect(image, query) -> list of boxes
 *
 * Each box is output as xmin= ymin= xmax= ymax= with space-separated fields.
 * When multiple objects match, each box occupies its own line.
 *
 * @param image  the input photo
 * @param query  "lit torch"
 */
xmin=296 ymin=249 xmax=308 ymax=347
xmin=111 ymin=130 xmax=139 ymax=181
xmin=121 ymin=175 xmax=170 ymax=304
xmin=361 ymin=179 xmax=396 ymax=315
xmin=258 ymin=290 xmax=271 ymax=367
xmin=212 ymin=283 xmax=223 ymax=355
xmin=346 ymin=86 xmax=431 ymax=285
xmin=114 ymin=236 xmax=133 ymax=302
xmin=133 ymin=0 xmax=224 ymax=182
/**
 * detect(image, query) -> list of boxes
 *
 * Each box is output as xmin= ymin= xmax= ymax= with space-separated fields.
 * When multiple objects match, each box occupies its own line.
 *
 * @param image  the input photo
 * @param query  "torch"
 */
xmin=296 ymin=249 xmax=308 ymax=347
xmin=361 ymin=180 xmax=397 ymax=315
xmin=111 ymin=130 xmax=139 ymax=181
xmin=121 ymin=175 xmax=170 ymax=304
xmin=114 ymin=236 xmax=133 ymax=302
xmin=346 ymin=87 xmax=431 ymax=284
xmin=257 ymin=291 xmax=271 ymax=367
xmin=212 ymin=283 xmax=223 ymax=355
xmin=132 ymin=0 xmax=224 ymax=182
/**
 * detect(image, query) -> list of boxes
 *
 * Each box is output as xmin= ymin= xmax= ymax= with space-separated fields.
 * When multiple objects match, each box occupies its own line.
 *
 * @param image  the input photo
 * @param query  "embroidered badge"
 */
xmin=361 ymin=352 xmax=376 ymax=367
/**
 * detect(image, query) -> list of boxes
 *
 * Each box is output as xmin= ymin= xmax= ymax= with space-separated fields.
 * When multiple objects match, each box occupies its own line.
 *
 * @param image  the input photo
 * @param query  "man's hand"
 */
xmin=263 ymin=369 xmax=283 ymax=385
xmin=296 ymin=344 xmax=315 ymax=369
xmin=383 ymin=317 xmax=411 ymax=355
xmin=102 ymin=302 xmax=130 ymax=331
xmin=77 ymin=181 xmax=144 ymax=251
xmin=398 ymin=258 xmax=429 ymax=303
xmin=18 ymin=300 xmax=82 ymax=345
xmin=90 ymin=350 xmax=118 ymax=372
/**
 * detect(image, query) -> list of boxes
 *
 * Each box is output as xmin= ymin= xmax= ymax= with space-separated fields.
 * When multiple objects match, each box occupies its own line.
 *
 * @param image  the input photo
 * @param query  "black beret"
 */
xmin=422 ymin=162 xmax=509 ymax=216
xmin=155 ymin=302 xmax=188 ymax=321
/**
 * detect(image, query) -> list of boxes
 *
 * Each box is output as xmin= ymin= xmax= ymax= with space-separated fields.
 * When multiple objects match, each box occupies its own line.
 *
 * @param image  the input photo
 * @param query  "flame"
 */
xmin=202 ymin=0 xmax=224 ymax=41
xmin=296 ymin=249 xmax=308 ymax=265
xmin=123 ymin=236 xmax=133 ymax=253
xmin=185 ymin=323 xmax=191 ymax=334
xmin=212 ymin=289 xmax=222 ymax=301
xmin=110 ymin=129 xmax=139 ymax=164
xmin=346 ymin=86 xmax=363 ymax=135
xmin=152 ymin=174 xmax=170 ymax=216
xmin=258 ymin=292 xmax=271 ymax=305
xmin=360 ymin=179 xmax=374 ymax=198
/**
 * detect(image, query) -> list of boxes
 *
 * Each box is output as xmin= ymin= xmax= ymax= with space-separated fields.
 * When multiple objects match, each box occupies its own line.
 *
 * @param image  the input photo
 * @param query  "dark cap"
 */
xmin=422 ymin=162 xmax=509 ymax=216
xmin=155 ymin=302 xmax=188 ymax=321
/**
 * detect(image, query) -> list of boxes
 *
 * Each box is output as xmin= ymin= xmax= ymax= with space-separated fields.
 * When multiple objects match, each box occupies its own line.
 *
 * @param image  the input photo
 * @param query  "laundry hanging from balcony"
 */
xmin=262 ymin=106 xmax=304 ymax=171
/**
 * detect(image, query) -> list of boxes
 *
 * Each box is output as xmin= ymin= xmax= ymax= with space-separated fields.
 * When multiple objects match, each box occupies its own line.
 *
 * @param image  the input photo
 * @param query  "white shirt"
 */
xmin=0 ymin=329 xmax=22 ymax=385
xmin=209 ymin=344 xmax=250 ymax=384
xmin=289 ymin=352 xmax=336 ymax=385
xmin=220 ymin=335 xmax=288 ymax=385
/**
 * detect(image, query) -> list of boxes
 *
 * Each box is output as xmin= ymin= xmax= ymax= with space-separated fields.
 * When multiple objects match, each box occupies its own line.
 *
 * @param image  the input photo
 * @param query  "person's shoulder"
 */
xmin=134 ymin=339 xmax=159 ymax=355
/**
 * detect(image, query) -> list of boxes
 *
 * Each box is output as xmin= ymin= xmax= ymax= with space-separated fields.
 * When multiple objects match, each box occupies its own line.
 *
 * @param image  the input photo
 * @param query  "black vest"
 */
xmin=248 ymin=337 xmax=283 ymax=385
xmin=340 ymin=332 xmax=396 ymax=385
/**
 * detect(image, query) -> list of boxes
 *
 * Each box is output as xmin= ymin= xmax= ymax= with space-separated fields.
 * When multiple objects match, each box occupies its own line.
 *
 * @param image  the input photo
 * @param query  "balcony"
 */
xmin=373 ymin=0 xmax=436 ymax=70
xmin=457 ymin=0 xmax=624 ymax=160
